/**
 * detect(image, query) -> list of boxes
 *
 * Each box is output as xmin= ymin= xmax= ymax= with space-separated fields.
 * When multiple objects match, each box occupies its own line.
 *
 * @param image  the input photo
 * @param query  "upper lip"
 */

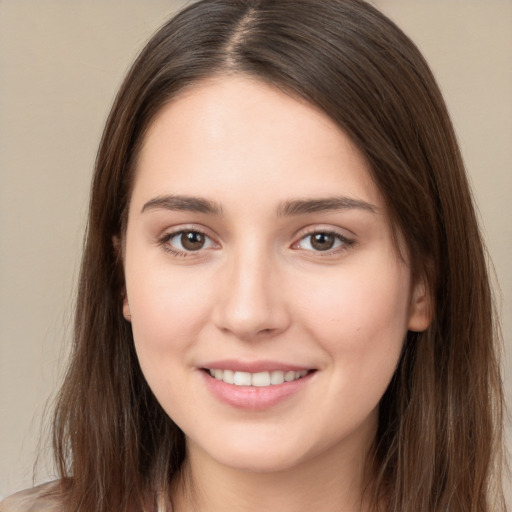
xmin=200 ymin=359 xmax=313 ymax=373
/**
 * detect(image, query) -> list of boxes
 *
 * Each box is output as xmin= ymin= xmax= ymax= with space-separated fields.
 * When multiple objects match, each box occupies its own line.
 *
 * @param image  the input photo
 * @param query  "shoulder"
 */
xmin=0 ymin=482 xmax=63 ymax=512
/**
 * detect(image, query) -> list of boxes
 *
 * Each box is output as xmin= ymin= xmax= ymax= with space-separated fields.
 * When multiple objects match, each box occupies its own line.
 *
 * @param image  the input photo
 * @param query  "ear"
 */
xmin=113 ymin=235 xmax=131 ymax=322
xmin=123 ymin=296 xmax=132 ymax=322
xmin=408 ymin=276 xmax=432 ymax=332
xmin=113 ymin=235 xmax=123 ymax=256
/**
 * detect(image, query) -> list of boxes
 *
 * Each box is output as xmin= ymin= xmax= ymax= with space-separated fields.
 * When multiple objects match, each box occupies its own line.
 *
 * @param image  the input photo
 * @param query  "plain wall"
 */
xmin=1 ymin=0 xmax=510 ymax=503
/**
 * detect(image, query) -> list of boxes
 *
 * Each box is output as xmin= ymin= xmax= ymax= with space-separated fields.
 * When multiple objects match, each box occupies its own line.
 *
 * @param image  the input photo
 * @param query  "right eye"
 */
xmin=160 ymin=230 xmax=216 ymax=255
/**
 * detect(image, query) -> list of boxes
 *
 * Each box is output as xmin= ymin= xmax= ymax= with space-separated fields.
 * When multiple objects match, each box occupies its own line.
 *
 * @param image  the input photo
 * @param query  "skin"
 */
xmin=122 ymin=75 xmax=430 ymax=512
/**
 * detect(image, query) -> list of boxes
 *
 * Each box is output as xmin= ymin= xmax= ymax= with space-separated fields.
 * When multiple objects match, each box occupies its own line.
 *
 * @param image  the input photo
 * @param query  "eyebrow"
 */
xmin=277 ymin=196 xmax=378 ymax=216
xmin=140 ymin=194 xmax=378 ymax=217
xmin=141 ymin=195 xmax=223 ymax=215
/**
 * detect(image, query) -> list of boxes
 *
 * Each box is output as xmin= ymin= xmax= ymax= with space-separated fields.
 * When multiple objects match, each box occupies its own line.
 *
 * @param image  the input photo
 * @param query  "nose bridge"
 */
xmin=213 ymin=238 xmax=289 ymax=339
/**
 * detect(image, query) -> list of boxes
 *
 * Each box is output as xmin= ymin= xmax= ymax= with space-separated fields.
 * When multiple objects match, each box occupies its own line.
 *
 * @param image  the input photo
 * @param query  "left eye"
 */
xmin=165 ymin=230 xmax=216 ymax=252
xmin=296 ymin=232 xmax=349 ymax=252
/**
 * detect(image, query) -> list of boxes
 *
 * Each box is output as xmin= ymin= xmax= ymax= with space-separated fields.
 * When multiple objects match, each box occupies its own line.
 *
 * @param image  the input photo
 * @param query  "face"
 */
xmin=122 ymin=76 xmax=429 ymax=474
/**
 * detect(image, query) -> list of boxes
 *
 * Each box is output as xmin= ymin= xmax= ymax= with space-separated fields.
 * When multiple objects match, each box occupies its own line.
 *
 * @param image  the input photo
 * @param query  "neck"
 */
xmin=171 ymin=430 xmax=376 ymax=512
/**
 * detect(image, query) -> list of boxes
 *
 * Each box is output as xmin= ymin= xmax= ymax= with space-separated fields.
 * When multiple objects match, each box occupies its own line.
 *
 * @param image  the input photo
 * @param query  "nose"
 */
xmin=212 ymin=247 xmax=291 ymax=341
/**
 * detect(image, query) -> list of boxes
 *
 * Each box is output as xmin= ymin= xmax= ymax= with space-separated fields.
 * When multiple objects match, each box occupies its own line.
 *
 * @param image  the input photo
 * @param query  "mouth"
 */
xmin=204 ymin=368 xmax=312 ymax=387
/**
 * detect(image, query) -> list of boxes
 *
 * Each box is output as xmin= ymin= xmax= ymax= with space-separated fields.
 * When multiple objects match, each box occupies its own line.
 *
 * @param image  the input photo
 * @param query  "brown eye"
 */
xmin=295 ymin=231 xmax=352 ymax=254
xmin=310 ymin=233 xmax=335 ymax=251
xmin=162 ymin=229 xmax=216 ymax=255
xmin=181 ymin=231 xmax=205 ymax=251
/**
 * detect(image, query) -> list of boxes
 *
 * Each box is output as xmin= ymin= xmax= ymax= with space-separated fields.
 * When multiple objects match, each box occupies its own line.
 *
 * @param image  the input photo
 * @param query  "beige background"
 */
xmin=0 ymin=0 xmax=510 ymax=503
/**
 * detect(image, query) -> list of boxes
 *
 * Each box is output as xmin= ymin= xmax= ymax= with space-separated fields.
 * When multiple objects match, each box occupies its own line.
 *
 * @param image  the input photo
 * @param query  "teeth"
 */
xmin=208 ymin=369 xmax=309 ymax=387
xmin=270 ymin=370 xmax=285 ymax=385
xmin=284 ymin=371 xmax=296 ymax=382
xmin=252 ymin=371 xmax=271 ymax=387
xmin=223 ymin=369 xmax=234 ymax=384
xmin=233 ymin=371 xmax=252 ymax=386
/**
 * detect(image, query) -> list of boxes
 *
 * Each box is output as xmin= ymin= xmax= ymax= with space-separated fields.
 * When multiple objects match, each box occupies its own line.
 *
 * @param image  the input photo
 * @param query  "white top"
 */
xmin=0 ymin=482 xmax=171 ymax=512
xmin=0 ymin=482 xmax=62 ymax=512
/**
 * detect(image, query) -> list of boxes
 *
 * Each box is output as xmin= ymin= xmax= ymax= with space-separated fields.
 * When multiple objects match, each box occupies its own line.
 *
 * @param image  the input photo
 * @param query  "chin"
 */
xmin=186 ymin=424 xmax=316 ymax=474
xmin=210 ymin=445 xmax=309 ymax=474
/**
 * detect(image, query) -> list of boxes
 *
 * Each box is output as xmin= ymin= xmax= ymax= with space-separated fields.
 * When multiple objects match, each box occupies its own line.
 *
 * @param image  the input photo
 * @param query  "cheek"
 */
xmin=124 ymin=262 xmax=218 ymax=416
xmin=295 ymin=258 xmax=410 ymax=375
xmin=125 ymin=257 xmax=215 ymax=360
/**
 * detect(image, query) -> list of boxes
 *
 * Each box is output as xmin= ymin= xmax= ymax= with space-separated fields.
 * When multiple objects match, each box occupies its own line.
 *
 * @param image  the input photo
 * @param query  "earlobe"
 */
xmin=408 ymin=277 xmax=432 ymax=332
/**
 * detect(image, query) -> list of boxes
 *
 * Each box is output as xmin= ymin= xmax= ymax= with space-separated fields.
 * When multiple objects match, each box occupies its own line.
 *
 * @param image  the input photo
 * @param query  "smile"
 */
xmin=207 ymin=369 xmax=309 ymax=387
xmin=201 ymin=366 xmax=315 ymax=410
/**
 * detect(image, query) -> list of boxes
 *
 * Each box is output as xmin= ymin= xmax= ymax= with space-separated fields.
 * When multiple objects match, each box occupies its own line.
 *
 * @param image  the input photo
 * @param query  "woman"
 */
xmin=1 ymin=0 xmax=506 ymax=510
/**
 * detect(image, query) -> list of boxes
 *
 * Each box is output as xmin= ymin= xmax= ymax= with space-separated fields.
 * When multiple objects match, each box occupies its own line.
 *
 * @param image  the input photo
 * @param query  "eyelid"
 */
xmin=158 ymin=225 xmax=220 ymax=256
xmin=291 ymin=226 xmax=356 ymax=254
xmin=156 ymin=224 xmax=355 ymax=257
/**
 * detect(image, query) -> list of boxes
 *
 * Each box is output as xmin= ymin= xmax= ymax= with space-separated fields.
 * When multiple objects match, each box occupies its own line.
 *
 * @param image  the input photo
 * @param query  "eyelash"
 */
xmin=158 ymin=228 xmax=216 ymax=257
xmin=293 ymin=230 xmax=355 ymax=256
xmin=158 ymin=229 xmax=355 ymax=257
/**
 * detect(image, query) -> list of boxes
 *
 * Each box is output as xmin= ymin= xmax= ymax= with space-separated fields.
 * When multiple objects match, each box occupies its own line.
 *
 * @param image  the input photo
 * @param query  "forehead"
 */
xmin=131 ymin=75 xmax=383 ymax=213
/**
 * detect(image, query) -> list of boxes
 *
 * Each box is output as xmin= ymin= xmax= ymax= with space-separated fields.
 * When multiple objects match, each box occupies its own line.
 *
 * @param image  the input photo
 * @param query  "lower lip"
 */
xmin=201 ymin=370 xmax=314 ymax=411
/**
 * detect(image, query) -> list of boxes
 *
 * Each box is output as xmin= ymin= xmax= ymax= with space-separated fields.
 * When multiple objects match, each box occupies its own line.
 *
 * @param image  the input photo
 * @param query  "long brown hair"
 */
xmin=52 ymin=1 xmax=506 ymax=510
